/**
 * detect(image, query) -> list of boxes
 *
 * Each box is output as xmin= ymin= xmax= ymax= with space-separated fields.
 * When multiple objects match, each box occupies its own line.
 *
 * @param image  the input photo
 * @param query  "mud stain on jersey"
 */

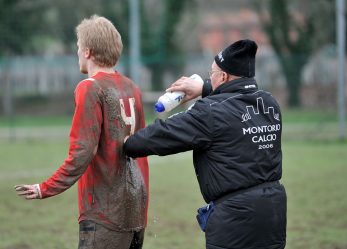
xmin=104 ymin=88 xmax=126 ymax=141
xmin=109 ymin=157 xmax=147 ymax=230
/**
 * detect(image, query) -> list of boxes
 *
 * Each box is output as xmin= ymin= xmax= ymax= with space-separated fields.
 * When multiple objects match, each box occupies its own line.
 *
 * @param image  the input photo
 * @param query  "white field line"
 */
xmin=0 ymin=168 xmax=53 ymax=180
xmin=0 ymin=127 xmax=68 ymax=181
xmin=0 ymin=127 xmax=69 ymax=140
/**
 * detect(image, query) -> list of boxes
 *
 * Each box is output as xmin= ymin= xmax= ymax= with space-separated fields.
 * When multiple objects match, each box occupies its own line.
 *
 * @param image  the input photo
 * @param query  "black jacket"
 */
xmin=124 ymin=77 xmax=282 ymax=203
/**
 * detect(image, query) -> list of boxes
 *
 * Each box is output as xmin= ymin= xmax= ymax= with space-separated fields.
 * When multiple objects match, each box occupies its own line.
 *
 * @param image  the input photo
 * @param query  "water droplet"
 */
xmin=153 ymin=216 xmax=159 ymax=223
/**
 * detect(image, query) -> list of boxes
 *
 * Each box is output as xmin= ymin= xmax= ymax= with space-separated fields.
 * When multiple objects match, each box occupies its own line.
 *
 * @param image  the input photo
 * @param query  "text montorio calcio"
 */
xmin=242 ymin=124 xmax=281 ymax=149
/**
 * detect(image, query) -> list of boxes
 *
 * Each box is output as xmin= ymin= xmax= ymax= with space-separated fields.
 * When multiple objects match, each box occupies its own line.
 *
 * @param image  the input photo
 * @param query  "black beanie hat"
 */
xmin=214 ymin=39 xmax=258 ymax=78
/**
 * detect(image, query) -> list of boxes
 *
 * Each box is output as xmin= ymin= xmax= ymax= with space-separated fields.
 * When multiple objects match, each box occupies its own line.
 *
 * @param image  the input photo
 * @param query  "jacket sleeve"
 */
xmin=39 ymin=81 xmax=102 ymax=198
xmin=124 ymin=100 xmax=213 ymax=158
xmin=202 ymin=79 xmax=212 ymax=98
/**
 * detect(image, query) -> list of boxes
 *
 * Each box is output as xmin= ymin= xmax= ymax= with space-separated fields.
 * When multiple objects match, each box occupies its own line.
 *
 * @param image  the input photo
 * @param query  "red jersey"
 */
xmin=39 ymin=72 xmax=149 ymax=231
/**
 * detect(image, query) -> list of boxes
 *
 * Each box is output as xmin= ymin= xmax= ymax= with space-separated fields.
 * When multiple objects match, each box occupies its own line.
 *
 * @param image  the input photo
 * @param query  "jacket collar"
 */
xmin=211 ymin=77 xmax=258 ymax=95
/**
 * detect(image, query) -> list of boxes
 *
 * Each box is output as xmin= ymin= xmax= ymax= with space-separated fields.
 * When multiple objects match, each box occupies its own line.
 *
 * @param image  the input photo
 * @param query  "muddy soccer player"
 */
xmin=15 ymin=15 xmax=149 ymax=249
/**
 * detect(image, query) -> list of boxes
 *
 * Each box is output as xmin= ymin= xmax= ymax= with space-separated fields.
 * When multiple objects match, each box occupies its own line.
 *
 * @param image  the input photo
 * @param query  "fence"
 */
xmin=0 ymin=47 xmax=345 ymax=141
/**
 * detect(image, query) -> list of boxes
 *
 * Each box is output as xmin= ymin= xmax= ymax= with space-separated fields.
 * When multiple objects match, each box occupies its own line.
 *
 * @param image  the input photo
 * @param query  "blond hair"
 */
xmin=76 ymin=15 xmax=123 ymax=67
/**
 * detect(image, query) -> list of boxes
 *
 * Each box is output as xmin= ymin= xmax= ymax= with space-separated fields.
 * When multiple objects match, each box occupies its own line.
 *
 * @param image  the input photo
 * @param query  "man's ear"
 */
xmin=222 ymin=72 xmax=227 ymax=82
xmin=84 ymin=48 xmax=91 ymax=59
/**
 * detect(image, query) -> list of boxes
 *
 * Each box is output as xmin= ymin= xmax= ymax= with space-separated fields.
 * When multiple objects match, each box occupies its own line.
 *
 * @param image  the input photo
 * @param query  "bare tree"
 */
xmin=140 ymin=0 xmax=195 ymax=90
xmin=257 ymin=0 xmax=335 ymax=107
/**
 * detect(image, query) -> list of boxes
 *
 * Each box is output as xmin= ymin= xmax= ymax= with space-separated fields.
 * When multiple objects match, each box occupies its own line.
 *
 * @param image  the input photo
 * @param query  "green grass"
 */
xmin=280 ymin=108 xmax=345 ymax=141
xmin=1 ymin=110 xmax=347 ymax=249
xmin=282 ymin=109 xmax=339 ymax=123
xmin=282 ymin=141 xmax=347 ymax=249
xmin=0 ymin=116 xmax=72 ymax=127
xmin=1 ymin=140 xmax=347 ymax=249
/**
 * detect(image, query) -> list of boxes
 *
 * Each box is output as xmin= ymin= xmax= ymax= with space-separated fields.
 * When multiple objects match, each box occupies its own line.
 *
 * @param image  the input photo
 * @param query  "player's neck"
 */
xmin=87 ymin=62 xmax=115 ymax=77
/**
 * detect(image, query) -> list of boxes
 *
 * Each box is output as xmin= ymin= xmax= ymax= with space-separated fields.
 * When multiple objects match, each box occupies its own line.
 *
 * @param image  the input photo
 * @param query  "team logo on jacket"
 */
xmin=217 ymin=51 xmax=224 ymax=62
xmin=241 ymin=97 xmax=280 ymax=122
xmin=241 ymin=97 xmax=281 ymax=150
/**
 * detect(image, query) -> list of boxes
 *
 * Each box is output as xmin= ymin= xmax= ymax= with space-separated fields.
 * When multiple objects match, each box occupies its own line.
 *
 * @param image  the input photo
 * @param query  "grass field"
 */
xmin=1 ymin=109 xmax=347 ymax=249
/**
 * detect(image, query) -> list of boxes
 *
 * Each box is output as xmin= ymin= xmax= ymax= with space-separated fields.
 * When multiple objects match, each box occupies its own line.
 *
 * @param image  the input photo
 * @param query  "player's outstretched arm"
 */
xmin=14 ymin=184 xmax=42 ymax=200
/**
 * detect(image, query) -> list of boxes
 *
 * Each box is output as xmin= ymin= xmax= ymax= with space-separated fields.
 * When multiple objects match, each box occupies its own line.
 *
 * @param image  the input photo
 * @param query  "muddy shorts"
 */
xmin=78 ymin=220 xmax=145 ymax=249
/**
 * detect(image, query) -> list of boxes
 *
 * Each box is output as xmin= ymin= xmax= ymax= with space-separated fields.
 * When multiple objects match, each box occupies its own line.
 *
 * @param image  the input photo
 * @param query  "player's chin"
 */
xmin=80 ymin=67 xmax=88 ymax=74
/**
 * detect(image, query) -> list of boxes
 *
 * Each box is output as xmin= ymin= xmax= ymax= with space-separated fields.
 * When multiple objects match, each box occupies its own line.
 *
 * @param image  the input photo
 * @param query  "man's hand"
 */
xmin=14 ymin=184 xmax=42 ymax=200
xmin=124 ymin=136 xmax=129 ymax=143
xmin=166 ymin=76 xmax=203 ymax=103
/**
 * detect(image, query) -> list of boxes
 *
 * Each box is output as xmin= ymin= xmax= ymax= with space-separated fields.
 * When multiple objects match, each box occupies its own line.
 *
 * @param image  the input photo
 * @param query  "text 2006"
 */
xmin=258 ymin=144 xmax=273 ymax=150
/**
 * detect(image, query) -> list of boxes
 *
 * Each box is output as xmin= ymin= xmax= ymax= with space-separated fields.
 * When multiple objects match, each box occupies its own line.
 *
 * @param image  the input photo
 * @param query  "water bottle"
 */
xmin=154 ymin=74 xmax=203 ymax=113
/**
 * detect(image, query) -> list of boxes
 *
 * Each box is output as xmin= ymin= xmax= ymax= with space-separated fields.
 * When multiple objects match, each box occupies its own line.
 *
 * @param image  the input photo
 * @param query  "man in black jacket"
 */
xmin=124 ymin=39 xmax=286 ymax=249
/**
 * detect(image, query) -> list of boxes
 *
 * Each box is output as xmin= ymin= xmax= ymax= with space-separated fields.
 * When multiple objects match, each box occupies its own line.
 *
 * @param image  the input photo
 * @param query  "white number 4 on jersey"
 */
xmin=119 ymin=98 xmax=136 ymax=135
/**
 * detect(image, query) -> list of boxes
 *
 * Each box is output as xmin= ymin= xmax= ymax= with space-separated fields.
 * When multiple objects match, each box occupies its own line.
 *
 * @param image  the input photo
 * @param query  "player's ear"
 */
xmin=84 ymin=48 xmax=91 ymax=59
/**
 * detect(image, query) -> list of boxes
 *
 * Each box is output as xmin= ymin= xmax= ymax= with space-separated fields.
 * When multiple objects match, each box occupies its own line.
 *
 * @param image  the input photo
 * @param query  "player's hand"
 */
xmin=124 ymin=136 xmax=129 ymax=143
xmin=14 ymin=184 xmax=42 ymax=200
xmin=166 ymin=76 xmax=203 ymax=103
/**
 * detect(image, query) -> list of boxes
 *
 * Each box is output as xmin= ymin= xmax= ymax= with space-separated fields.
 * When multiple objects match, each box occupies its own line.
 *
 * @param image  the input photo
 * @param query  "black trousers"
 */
xmin=78 ymin=220 xmax=145 ymax=249
xmin=205 ymin=183 xmax=287 ymax=249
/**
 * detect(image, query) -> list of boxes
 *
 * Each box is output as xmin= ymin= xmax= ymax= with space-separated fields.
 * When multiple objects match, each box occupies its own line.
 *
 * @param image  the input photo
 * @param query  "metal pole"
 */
xmin=337 ymin=0 xmax=346 ymax=140
xmin=129 ymin=0 xmax=141 ymax=85
xmin=2 ymin=62 xmax=16 ymax=142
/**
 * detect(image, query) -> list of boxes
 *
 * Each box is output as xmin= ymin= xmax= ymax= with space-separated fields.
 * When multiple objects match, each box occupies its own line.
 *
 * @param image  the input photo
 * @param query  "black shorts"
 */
xmin=78 ymin=220 xmax=145 ymax=249
xmin=205 ymin=183 xmax=287 ymax=249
